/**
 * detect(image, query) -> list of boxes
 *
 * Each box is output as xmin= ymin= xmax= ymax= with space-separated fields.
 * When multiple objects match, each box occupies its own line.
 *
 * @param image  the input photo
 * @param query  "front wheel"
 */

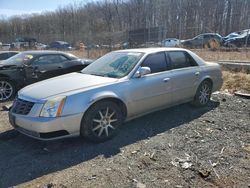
xmin=0 ymin=79 xmax=16 ymax=102
xmin=192 ymin=80 xmax=212 ymax=107
xmin=81 ymin=101 xmax=123 ymax=142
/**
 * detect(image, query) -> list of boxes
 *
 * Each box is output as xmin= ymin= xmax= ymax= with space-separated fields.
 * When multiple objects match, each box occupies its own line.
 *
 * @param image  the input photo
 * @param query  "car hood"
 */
xmin=0 ymin=63 xmax=19 ymax=69
xmin=19 ymin=73 xmax=118 ymax=101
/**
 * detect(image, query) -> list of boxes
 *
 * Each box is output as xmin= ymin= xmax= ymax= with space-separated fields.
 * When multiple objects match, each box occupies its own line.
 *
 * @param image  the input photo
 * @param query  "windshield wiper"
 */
xmin=88 ymin=73 xmax=106 ymax=77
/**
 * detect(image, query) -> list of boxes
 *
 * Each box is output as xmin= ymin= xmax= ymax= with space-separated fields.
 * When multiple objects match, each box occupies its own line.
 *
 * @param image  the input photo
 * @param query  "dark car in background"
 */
xmin=0 ymin=51 xmax=19 ymax=61
xmin=181 ymin=33 xmax=223 ymax=48
xmin=224 ymin=31 xmax=250 ymax=47
xmin=0 ymin=51 xmax=92 ymax=101
xmin=48 ymin=41 xmax=72 ymax=50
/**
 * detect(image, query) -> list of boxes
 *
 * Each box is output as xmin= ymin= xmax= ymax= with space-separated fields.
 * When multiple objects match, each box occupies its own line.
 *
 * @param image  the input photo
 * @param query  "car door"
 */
xmin=25 ymin=54 xmax=68 ymax=84
xmin=194 ymin=35 xmax=204 ymax=47
xmin=128 ymin=52 xmax=173 ymax=116
xmin=167 ymin=51 xmax=201 ymax=104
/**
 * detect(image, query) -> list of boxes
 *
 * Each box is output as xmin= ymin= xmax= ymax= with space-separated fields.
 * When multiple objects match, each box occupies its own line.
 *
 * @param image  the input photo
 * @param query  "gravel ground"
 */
xmin=0 ymin=93 xmax=249 ymax=188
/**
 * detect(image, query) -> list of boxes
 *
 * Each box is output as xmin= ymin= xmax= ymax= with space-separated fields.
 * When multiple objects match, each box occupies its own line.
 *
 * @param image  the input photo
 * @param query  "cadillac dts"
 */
xmin=9 ymin=48 xmax=223 ymax=142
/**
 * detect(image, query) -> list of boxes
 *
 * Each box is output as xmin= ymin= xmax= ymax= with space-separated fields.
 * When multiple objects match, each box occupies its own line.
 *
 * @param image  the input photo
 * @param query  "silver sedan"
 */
xmin=9 ymin=48 xmax=223 ymax=142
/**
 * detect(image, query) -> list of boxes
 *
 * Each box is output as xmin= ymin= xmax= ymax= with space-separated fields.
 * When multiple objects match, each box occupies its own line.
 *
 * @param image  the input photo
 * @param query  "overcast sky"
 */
xmin=0 ymin=0 xmax=88 ymax=18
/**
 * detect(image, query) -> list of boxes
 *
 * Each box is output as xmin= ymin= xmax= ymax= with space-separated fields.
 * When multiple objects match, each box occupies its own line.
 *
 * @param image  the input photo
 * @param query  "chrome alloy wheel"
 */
xmin=199 ymin=83 xmax=211 ymax=105
xmin=92 ymin=107 xmax=117 ymax=137
xmin=0 ymin=81 xmax=13 ymax=101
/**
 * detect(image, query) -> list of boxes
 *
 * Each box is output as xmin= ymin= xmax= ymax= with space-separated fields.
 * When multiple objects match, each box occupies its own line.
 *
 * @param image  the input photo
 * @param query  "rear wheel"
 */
xmin=192 ymin=80 xmax=212 ymax=107
xmin=81 ymin=101 xmax=123 ymax=142
xmin=0 ymin=79 xmax=16 ymax=102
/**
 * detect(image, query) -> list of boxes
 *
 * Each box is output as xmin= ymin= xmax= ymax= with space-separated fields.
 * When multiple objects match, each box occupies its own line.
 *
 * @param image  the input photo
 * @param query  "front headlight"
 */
xmin=40 ymin=96 xmax=66 ymax=117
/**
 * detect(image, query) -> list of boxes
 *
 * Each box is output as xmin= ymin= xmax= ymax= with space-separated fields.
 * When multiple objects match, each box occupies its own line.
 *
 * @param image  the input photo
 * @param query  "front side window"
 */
xmin=168 ymin=51 xmax=197 ymax=70
xmin=81 ymin=52 xmax=143 ymax=78
xmin=0 ymin=53 xmax=8 ymax=60
xmin=141 ymin=52 xmax=167 ymax=74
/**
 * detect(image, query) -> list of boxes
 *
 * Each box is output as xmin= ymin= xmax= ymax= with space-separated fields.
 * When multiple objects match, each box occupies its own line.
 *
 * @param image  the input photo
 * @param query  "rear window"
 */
xmin=168 ymin=51 xmax=197 ymax=69
xmin=1 ymin=53 xmax=34 ymax=65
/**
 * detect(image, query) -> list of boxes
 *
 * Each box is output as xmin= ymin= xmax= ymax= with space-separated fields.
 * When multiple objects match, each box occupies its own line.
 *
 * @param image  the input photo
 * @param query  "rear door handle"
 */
xmin=163 ymin=78 xmax=170 ymax=82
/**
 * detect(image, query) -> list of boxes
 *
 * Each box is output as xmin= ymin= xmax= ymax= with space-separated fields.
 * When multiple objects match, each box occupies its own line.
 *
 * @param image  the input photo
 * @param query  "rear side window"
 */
xmin=9 ymin=52 xmax=18 ymax=57
xmin=33 ymin=55 xmax=68 ymax=65
xmin=141 ymin=52 xmax=167 ymax=73
xmin=196 ymin=35 xmax=203 ymax=40
xmin=168 ymin=51 xmax=197 ymax=70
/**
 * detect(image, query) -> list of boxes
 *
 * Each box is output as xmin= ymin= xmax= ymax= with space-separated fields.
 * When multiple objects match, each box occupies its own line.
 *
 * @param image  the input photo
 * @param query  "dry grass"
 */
xmin=71 ymin=48 xmax=250 ymax=62
xmin=222 ymin=70 xmax=250 ymax=93
xmin=72 ymin=49 xmax=109 ymax=59
xmin=191 ymin=49 xmax=250 ymax=62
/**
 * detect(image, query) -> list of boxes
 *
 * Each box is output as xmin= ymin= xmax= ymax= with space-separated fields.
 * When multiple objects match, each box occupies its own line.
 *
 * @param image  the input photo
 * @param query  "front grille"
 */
xmin=12 ymin=98 xmax=34 ymax=115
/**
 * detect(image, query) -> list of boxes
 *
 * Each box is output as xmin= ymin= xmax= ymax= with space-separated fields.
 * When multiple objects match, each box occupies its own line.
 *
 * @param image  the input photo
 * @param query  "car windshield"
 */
xmin=81 ymin=51 xmax=143 ymax=78
xmin=1 ymin=53 xmax=34 ymax=65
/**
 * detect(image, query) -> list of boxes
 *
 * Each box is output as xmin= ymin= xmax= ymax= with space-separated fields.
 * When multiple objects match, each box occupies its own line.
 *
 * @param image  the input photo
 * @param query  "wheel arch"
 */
xmin=0 ymin=74 xmax=10 ymax=79
xmin=201 ymin=77 xmax=213 ymax=88
xmin=86 ymin=92 xmax=128 ymax=120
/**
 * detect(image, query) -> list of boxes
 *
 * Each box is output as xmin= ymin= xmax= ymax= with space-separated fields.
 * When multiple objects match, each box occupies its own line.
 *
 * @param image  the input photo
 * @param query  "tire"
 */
xmin=0 ymin=78 xmax=16 ymax=102
xmin=80 ymin=101 xmax=123 ymax=142
xmin=192 ymin=80 xmax=212 ymax=107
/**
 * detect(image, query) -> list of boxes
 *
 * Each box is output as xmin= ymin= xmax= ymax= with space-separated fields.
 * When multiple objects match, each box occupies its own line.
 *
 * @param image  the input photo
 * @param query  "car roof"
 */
xmin=20 ymin=50 xmax=71 ymax=55
xmin=199 ymin=33 xmax=220 ymax=35
xmin=115 ymin=47 xmax=189 ymax=55
xmin=163 ymin=38 xmax=179 ymax=41
xmin=0 ymin=51 xmax=19 ymax=54
xmin=53 ymin=41 xmax=69 ymax=44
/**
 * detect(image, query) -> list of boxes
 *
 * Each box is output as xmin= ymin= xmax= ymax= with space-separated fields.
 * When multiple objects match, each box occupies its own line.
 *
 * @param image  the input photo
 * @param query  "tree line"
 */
xmin=0 ymin=0 xmax=249 ymax=46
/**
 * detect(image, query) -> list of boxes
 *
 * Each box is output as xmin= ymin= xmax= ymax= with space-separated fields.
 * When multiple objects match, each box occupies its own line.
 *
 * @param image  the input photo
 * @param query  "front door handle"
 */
xmin=195 ymin=72 xmax=200 ymax=76
xmin=163 ymin=78 xmax=170 ymax=82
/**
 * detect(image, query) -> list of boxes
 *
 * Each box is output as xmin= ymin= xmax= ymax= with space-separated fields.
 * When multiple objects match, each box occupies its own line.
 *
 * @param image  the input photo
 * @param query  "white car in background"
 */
xmin=162 ymin=38 xmax=180 ymax=47
xmin=1 ymin=44 xmax=11 ymax=50
xmin=35 ymin=43 xmax=47 ymax=50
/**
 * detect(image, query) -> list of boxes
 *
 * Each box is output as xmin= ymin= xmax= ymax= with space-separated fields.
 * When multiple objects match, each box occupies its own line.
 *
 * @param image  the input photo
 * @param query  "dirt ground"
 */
xmin=0 ymin=93 xmax=249 ymax=188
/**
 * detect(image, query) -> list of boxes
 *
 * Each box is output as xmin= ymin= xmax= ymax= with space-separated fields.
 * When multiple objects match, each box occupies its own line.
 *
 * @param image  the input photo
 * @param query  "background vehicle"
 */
xmin=224 ymin=31 xmax=250 ymax=47
xmin=162 ymin=38 xmax=180 ymax=47
xmin=1 ymin=44 xmax=11 ymax=50
xmin=0 ymin=51 xmax=92 ymax=101
xmin=12 ymin=37 xmax=37 ymax=49
xmin=181 ymin=33 xmax=223 ymax=48
xmin=35 ymin=43 xmax=47 ymax=50
xmin=223 ymin=32 xmax=239 ymax=41
xmin=0 ymin=51 xmax=19 ymax=61
xmin=9 ymin=48 xmax=222 ymax=142
xmin=48 ymin=41 xmax=72 ymax=50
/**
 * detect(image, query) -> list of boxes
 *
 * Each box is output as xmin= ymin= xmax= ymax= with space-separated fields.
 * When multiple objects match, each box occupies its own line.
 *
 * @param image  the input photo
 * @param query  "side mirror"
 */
xmin=134 ymin=66 xmax=151 ymax=78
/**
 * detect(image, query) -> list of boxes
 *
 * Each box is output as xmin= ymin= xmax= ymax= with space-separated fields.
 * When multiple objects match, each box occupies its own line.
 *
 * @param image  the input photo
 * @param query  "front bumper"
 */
xmin=9 ymin=111 xmax=83 ymax=141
